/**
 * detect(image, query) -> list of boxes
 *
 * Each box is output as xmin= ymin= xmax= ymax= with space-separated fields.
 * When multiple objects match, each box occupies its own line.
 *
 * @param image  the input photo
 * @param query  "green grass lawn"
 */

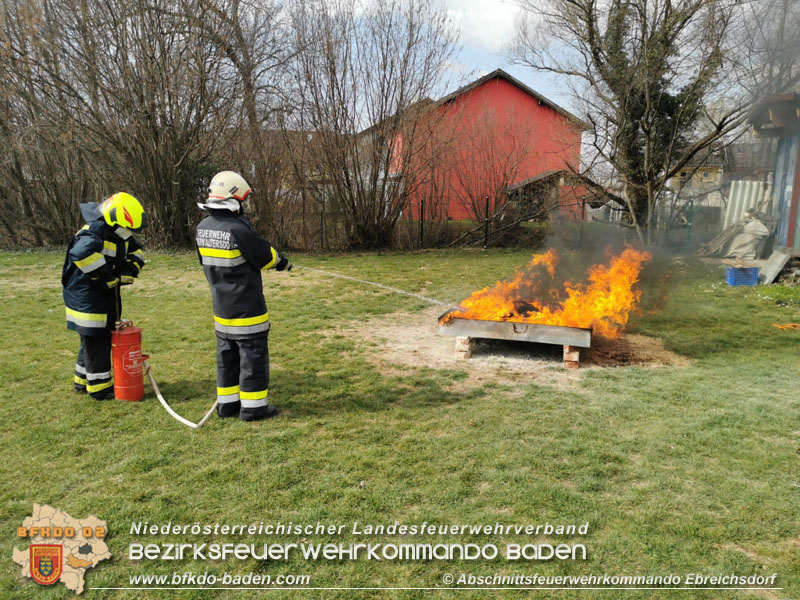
xmin=1 ymin=249 xmax=798 ymax=599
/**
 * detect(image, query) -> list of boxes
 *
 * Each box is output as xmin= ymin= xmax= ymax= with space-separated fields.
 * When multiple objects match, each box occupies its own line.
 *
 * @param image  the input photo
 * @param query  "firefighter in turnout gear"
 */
xmin=195 ymin=171 xmax=292 ymax=421
xmin=62 ymin=193 xmax=147 ymax=399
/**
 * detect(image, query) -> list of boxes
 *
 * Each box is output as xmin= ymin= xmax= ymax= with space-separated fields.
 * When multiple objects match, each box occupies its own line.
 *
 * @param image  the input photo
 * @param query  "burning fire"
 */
xmin=440 ymin=248 xmax=652 ymax=338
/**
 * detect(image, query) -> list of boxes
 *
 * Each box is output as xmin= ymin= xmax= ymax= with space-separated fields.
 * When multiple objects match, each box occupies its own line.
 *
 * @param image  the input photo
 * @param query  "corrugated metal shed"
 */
xmin=773 ymin=135 xmax=800 ymax=249
xmin=747 ymin=92 xmax=800 ymax=251
xmin=723 ymin=180 xmax=773 ymax=229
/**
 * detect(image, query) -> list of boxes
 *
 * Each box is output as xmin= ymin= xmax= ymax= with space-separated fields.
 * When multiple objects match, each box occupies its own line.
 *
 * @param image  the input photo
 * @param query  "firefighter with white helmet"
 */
xmin=62 ymin=192 xmax=147 ymax=399
xmin=195 ymin=171 xmax=292 ymax=421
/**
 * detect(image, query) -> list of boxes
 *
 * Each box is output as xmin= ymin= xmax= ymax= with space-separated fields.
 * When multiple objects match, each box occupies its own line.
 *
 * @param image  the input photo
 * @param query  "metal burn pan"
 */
xmin=438 ymin=312 xmax=592 ymax=349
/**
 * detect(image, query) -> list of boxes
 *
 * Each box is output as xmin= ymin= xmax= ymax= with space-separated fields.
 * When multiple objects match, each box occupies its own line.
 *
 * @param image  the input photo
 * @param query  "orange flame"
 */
xmin=440 ymin=247 xmax=653 ymax=338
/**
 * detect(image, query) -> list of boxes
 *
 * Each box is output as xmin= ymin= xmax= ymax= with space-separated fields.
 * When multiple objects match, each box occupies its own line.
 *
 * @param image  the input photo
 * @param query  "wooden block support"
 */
xmin=563 ymin=344 xmax=580 ymax=369
xmin=455 ymin=336 xmax=472 ymax=359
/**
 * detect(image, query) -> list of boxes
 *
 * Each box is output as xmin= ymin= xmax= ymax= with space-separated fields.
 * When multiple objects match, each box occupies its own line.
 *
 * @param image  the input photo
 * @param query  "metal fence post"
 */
xmin=579 ymin=196 xmax=586 ymax=247
xmin=419 ymin=198 xmax=425 ymax=248
xmin=483 ymin=194 xmax=489 ymax=249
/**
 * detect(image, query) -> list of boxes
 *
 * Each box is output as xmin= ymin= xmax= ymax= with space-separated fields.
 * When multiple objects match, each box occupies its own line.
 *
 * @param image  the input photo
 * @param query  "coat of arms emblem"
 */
xmin=30 ymin=544 xmax=62 ymax=585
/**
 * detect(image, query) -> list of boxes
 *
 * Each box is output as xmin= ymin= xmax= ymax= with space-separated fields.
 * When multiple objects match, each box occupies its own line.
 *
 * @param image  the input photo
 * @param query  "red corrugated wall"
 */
xmin=404 ymin=75 xmax=583 ymax=221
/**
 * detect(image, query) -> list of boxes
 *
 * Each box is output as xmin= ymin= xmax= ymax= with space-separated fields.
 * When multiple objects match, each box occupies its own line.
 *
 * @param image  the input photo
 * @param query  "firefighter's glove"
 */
xmin=119 ymin=260 xmax=139 ymax=285
xmin=275 ymin=256 xmax=292 ymax=272
xmin=126 ymin=255 xmax=145 ymax=275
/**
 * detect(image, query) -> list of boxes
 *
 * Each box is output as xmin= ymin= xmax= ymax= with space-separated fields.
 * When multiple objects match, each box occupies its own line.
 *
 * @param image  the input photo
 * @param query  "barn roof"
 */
xmin=436 ymin=69 xmax=590 ymax=130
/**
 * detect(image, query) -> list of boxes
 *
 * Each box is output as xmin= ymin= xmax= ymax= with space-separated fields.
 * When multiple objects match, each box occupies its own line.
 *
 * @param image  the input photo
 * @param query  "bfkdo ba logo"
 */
xmin=30 ymin=544 xmax=63 ymax=585
xmin=12 ymin=504 xmax=111 ymax=594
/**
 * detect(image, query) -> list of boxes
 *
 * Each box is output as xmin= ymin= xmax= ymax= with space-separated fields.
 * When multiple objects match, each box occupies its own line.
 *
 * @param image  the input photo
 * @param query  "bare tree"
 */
xmin=449 ymin=102 xmax=539 ymax=224
xmin=192 ymin=0 xmax=299 ymax=245
xmin=730 ymin=0 xmax=800 ymax=98
xmin=0 ymin=0 xmax=104 ymax=245
xmin=284 ymin=0 xmax=457 ymax=249
xmin=402 ymin=110 xmax=459 ymax=246
xmin=1 ymin=0 xmax=234 ymax=246
xmin=512 ymin=0 xmax=751 ymax=243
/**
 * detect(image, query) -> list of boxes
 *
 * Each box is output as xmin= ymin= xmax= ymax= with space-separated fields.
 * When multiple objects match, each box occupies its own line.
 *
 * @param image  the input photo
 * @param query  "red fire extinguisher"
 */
xmin=111 ymin=320 xmax=145 ymax=401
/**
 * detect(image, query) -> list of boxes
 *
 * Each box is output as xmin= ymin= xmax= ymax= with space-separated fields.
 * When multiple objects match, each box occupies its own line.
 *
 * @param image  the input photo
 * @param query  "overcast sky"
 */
xmin=441 ymin=0 xmax=574 ymax=113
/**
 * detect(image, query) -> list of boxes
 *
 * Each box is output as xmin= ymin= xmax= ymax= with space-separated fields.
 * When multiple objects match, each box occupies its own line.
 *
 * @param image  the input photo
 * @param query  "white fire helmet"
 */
xmin=197 ymin=171 xmax=253 ymax=211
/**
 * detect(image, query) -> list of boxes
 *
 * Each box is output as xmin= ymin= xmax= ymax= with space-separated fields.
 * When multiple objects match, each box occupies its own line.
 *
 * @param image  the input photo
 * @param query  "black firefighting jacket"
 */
xmin=195 ymin=210 xmax=289 ymax=339
xmin=62 ymin=203 xmax=145 ymax=336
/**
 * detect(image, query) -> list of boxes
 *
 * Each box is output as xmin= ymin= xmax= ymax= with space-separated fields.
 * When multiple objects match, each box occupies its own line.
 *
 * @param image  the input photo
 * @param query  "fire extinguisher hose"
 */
xmin=136 ymin=264 xmax=451 ymax=429
xmin=143 ymin=359 xmax=217 ymax=429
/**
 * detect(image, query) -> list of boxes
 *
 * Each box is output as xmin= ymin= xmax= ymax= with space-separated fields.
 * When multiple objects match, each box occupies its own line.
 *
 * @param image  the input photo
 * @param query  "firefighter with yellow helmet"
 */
xmin=195 ymin=171 xmax=291 ymax=421
xmin=62 ymin=193 xmax=147 ymax=399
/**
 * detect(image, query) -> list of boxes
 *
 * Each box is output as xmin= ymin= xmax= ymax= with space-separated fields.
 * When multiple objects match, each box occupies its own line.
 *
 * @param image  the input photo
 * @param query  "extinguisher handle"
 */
xmin=116 ymin=284 xmax=122 ymax=322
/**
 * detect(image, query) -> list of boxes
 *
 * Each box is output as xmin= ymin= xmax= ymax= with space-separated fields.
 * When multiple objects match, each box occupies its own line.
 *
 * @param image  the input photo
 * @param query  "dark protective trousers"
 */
xmin=74 ymin=332 xmax=113 ymax=397
xmin=215 ymin=334 xmax=270 ymax=410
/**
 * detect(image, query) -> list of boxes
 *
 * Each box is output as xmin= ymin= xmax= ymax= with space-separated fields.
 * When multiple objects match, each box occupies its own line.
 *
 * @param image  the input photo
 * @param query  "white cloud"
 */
xmin=444 ymin=0 xmax=520 ymax=53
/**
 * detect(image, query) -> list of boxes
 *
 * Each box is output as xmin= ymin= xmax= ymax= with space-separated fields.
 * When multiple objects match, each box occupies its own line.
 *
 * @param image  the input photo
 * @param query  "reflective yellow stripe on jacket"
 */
xmin=199 ymin=247 xmax=247 ymax=267
xmin=101 ymin=240 xmax=118 ymax=257
xmin=130 ymin=248 xmax=144 ymax=272
xmin=262 ymin=247 xmax=278 ymax=270
xmin=65 ymin=307 xmax=107 ymax=329
xmin=213 ymin=312 xmax=270 ymax=335
xmin=74 ymin=252 xmax=106 ymax=274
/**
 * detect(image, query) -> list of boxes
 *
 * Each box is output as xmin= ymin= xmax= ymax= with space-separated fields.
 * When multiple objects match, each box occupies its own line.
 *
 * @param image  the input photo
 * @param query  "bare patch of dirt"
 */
xmin=586 ymin=334 xmax=690 ymax=368
xmin=335 ymin=305 xmax=689 ymax=392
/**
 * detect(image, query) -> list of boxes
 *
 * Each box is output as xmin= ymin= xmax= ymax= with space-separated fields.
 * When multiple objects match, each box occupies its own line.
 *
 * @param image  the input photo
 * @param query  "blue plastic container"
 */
xmin=725 ymin=266 xmax=759 ymax=286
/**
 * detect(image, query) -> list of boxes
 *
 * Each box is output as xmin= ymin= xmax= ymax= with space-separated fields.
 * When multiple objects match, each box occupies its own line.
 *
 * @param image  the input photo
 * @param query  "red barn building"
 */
xmin=401 ymin=69 xmax=588 ymax=221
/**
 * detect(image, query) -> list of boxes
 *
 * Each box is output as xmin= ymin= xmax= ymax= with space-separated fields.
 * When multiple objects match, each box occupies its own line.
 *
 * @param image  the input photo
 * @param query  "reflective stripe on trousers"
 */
xmin=216 ymin=385 xmax=240 ymax=404
xmin=74 ymin=363 xmax=88 ymax=387
xmin=240 ymin=388 xmax=268 ymax=408
xmin=216 ymin=335 xmax=270 ymax=408
xmin=76 ymin=333 xmax=113 ymax=396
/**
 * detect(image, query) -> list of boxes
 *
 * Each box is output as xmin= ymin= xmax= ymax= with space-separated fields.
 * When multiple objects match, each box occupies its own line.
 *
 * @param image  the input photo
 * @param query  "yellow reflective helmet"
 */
xmin=101 ymin=192 xmax=147 ymax=230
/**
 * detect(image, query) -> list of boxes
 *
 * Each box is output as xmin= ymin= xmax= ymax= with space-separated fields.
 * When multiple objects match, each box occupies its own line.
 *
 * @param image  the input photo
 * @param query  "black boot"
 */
xmin=217 ymin=401 xmax=241 ymax=418
xmin=91 ymin=387 xmax=115 ymax=401
xmin=240 ymin=404 xmax=278 ymax=422
xmin=74 ymin=383 xmax=87 ymax=394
